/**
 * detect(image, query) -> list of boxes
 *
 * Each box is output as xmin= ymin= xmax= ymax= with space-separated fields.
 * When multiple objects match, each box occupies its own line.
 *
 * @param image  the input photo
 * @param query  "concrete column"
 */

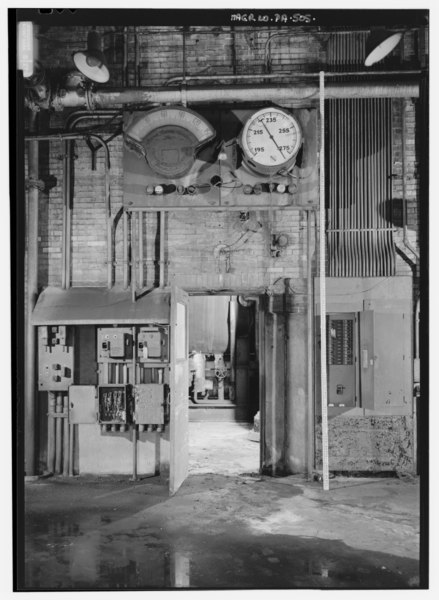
xmin=262 ymin=303 xmax=286 ymax=475
xmin=285 ymin=304 xmax=309 ymax=473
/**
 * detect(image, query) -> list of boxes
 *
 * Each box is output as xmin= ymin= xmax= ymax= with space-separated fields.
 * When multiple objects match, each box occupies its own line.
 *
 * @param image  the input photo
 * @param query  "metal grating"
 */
xmin=326 ymin=33 xmax=396 ymax=277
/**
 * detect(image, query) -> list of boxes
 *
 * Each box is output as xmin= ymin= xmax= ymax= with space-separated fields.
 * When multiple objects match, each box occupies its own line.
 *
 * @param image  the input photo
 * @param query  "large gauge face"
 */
xmin=240 ymin=107 xmax=302 ymax=175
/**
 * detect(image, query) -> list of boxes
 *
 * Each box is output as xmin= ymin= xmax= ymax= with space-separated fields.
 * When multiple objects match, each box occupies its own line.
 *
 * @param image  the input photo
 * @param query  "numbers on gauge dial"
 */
xmin=245 ymin=111 xmax=299 ymax=166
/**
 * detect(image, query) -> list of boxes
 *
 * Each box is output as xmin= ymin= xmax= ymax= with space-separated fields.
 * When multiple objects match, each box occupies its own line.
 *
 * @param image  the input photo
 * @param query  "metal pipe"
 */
xmin=131 ymin=212 xmax=136 ymax=302
xmin=138 ymin=211 xmax=143 ymax=288
xmin=33 ymin=81 xmax=420 ymax=112
xmin=65 ymin=140 xmax=72 ymax=289
xmin=47 ymin=392 xmax=56 ymax=474
xmin=319 ymin=72 xmax=330 ymax=491
xmin=123 ymin=210 xmax=129 ymax=289
xmin=229 ymin=297 xmax=238 ymax=400
xmin=402 ymin=98 xmax=420 ymax=261
xmin=69 ymin=423 xmax=74 ymax=476
xmin=159 ymin=211 xmax=165 ymax=288
xmin=61 ymin=141 xmax=67 ymax=289
xmin=123 ymin=26 xmax=128 ymax=86
xmin=55 ymin=394 xmax=63 ymax=474
xmin=165 ymin=70 xmax=421 ymax=86
xmin=25 ymin=122 xmax=39 ymax=477
xmin=306 ymin=211 xmax=315 ymax=478
xmin=25 ymin=133 xmax=114 ymax=289
xmin=63 ymin=395 xmax=69 ymax=475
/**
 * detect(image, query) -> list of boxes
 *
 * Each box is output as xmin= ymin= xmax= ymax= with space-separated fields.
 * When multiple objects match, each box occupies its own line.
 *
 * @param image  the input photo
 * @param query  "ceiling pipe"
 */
xmin=27 ymin=80 xmax=420 ymax=112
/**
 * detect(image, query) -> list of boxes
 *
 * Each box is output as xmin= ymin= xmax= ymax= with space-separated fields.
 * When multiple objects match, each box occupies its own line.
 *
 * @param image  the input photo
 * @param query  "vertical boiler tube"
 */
xmin=25 ymin=128 xmax=39 ymax=476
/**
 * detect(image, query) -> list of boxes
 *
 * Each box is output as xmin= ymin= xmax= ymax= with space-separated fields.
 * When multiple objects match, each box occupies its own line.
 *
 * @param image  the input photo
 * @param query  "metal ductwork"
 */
xmin=26 ymin=80 xmax=420 ymax=112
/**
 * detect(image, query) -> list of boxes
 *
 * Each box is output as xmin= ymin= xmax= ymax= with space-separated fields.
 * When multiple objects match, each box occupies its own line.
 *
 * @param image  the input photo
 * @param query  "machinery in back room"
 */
xmin=123 ymin=104 xmax=318 ymax=211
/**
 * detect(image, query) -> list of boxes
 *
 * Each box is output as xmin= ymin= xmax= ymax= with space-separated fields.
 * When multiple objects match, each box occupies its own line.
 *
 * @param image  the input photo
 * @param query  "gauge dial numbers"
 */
xmin=240 ymin=107 xmax=302 ymax=175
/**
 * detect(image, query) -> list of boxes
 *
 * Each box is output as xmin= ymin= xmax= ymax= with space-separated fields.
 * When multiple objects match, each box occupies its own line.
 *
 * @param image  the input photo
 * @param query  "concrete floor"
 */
xmin=21 ymin=422 xmax=421 ymax=590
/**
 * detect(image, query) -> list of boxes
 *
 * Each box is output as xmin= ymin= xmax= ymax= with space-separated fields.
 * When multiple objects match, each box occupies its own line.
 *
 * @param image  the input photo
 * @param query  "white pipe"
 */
xmin=319 ymin=72 xmax=330 ymax=491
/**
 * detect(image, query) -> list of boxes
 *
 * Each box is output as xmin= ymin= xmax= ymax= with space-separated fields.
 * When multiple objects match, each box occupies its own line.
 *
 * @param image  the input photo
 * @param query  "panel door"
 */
xmin=169 ymin=286 xmax=189 ymax=495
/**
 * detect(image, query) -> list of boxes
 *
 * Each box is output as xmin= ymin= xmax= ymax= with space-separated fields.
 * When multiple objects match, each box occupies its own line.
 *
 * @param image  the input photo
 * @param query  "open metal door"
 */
xmin=169 ymin=286 xmax=189 ymax=495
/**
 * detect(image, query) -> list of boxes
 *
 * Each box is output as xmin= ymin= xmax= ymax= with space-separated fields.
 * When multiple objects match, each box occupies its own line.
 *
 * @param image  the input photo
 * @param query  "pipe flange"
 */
xmin=85 ymin=88 xmax=97 ymax=111
xmin=180 ymin=82 xmax=187 ymax=107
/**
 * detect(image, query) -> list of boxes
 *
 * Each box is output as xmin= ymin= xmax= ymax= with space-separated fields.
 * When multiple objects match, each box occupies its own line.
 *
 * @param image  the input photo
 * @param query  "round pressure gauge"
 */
xmin=240 ymin=107 xmax=302 ymax=175
xmin=125 ymin=106 xmax=216 ymax=179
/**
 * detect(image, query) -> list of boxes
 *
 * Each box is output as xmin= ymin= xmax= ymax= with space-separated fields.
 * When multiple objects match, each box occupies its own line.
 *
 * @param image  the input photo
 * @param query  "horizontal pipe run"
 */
xmin=30 ymin=81 xmax=420 ymax=112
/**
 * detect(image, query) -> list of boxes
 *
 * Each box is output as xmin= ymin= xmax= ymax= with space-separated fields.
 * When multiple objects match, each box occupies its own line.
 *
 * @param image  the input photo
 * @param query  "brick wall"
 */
xmin=27 ymin=25 xmax=421 ymax=294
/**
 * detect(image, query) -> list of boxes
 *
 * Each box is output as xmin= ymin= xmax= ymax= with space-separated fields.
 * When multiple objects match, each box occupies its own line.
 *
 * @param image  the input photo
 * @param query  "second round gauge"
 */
xmin=240 ymin=107 xmax=302 ymax=174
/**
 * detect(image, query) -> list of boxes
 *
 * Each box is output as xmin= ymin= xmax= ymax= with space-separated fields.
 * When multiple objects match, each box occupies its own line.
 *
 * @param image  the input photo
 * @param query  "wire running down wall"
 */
xmin=326 ymin=33 xmax=396 ymax=277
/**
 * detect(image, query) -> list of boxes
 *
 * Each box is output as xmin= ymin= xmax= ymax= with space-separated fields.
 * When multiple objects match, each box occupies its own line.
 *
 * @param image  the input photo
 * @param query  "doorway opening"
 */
xmin=187 ymin=295 xmax=260 ymax=476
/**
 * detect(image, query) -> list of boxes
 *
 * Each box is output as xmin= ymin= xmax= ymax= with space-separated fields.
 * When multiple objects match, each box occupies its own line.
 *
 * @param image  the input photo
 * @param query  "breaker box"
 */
xmin=98 ymin=384 xmax=132 ymax=424
xmin=136 ymin=326 xmax=169 ymax=363
xmin=38 ymin=326 xmax=74 ymax=391
xmin=327 ymin=314 xmax=356 ymax=407
xmin=97 ymin=327 xmax=134 ymax=362
xmin=133 ymin=383 xmax=165 ymax=425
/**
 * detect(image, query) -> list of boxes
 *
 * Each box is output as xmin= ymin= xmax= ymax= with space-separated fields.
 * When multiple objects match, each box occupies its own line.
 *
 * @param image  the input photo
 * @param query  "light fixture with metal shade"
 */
xmin=72 ymin=29 xmax=110 ymax=83
xmin=364 ymin=28 xmax=403 ymax=67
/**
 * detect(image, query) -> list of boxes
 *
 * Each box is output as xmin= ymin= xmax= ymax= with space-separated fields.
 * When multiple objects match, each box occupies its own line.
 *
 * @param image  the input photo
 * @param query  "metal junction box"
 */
xmin=97 ymin=327 xmax=134 ymax=362
xmin=134 ymin=384 xmax=165 ymax=425
xmin=38 ymin=326 xmax=74 ymax=391
xmin=98 ymin=384 xmax=132 ymax=424
xmin=69 ymin=385 xmax=97 ymax=424
xmin=136 ymin=326 xmax=169 ymax=363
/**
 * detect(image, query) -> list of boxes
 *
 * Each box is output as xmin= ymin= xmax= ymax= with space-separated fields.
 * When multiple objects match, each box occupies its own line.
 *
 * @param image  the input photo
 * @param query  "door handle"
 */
xmin=362 ymin=349 xmax=368 ymax=369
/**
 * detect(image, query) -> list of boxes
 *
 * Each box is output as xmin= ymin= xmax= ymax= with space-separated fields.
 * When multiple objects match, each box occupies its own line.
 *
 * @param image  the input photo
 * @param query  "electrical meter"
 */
xmin=125 ymin=106 xmax=216 ymax=178
xmin=239 ymin=106 xmax=302 ymax=175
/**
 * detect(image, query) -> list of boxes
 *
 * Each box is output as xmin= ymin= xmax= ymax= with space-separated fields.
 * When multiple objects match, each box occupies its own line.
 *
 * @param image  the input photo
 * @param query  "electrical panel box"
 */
xmin=98 ymin=384 xmax=132 ymax=424
xmin=38 ymin=326 xmax=74 ymax=391
xmin=136 ymin=326 xmax=169 ymax=363
xmin=327 ymin=314 xmax=356 ymax=407
xmin=133 ymin=383 xmax=165 ymax=425
xmin=69 ymin=385 xmax=97 ymax=424
xmin=97 ymin=327 xmax=134 ymax=362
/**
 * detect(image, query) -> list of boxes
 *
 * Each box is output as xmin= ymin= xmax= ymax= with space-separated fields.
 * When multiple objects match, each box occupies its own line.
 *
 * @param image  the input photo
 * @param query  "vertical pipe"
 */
xmin=159 ymin=211 xmax=165 ymax=287
xmin=123 ymin=26 xmax=128 ymax=87
xmin=25 ymin=126 xmax=39 ymax=476
xmin=55 ymin=394 xmax=63 ymax=474
xmin=106 ymin=155 xmax=112 ymax=289
xmin=123 ymin=210 xmax=129 ymax=289
xmin=132 ymin=325 xmax=138 ymax=481
xmin=258 ymin=299 xmax=265 ymax=475
xmin=47 ymin=392 xmax=56 ymax=474
xmin=63 ymin=395 xmax=69 ymax=475
xmin=65 ymin=140 xmax=72 ymax=289
xmin=61 ymin=141 xmax=67 ymax=289
xmin=319 ymin=72 xmax=330 ymax=491
xmin=69 ymin=423 xmax=74 ymax=476
xmin=229 ymin=297 xmax=238 ymax=401
xmin=131 ymin=212 xmax=136 ymax=302
xmin=306 ymin=211 xmax=315 ymax=477
xmin=138 ymin=210 xmax=143 ymax=288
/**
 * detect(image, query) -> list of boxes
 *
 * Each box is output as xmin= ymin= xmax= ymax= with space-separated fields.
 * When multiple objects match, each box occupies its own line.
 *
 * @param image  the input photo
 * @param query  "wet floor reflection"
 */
xmin=24 ymin=521 xmax=419 ymax=590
